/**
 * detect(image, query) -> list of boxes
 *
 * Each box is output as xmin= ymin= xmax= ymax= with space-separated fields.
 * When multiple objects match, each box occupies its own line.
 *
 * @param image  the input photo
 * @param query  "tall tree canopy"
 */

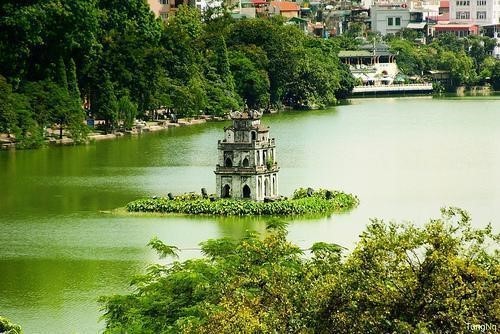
xmin=1 ymin=1 xmax=355 ymax=147
xmin=101 ymin=208 xmax=499 ymax=333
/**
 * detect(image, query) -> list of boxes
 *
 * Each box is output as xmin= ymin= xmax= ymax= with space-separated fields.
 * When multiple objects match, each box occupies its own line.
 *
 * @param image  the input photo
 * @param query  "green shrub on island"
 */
xmin=126 ymin=188 xmax=359 ymax=216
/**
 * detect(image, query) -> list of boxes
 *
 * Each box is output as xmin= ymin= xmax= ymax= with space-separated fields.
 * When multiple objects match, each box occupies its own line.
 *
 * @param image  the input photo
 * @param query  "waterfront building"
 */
xmin=339 ymin=43 xmax=399 ymax=85
xmin=215 ymin=109 xmax=279 ymax=201
xmin=448 ymin=0 xmax=500 ymax=26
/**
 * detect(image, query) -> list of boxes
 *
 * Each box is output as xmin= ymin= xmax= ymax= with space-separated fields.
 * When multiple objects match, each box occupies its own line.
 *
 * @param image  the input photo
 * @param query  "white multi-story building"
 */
xmin=449 ymin=0 xmax=500 ymax=25
xmin=370 ymin=4 xmax=411 ymax=35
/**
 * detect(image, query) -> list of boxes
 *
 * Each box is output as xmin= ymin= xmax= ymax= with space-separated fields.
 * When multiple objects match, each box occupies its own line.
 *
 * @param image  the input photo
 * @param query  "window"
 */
xmin=476 ymin=11 xmax=486 ymax=19
xmin=456 ymin=11 xmax=470 ymax=19
xmin=222 ymin=184 xmax=231 ymax=198
xmin=388 ymin=17 xmax=394 ymax=26
xmin=395 ymin=17 xmax=401 ymax=25
xmin=242 ymin=185 xmax=251 ymax=198
xmin=476 ymin=0 xmax=486 ymax=5
xmin=160 ymin=0 xmax=167 ymax=4
xmin=456 ymin=0 xmax=470 ymax=5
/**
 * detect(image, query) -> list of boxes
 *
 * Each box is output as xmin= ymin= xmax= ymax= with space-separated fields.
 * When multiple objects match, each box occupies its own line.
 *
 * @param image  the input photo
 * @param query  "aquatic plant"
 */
xmin=126 ymin=188 xmax=359 ymax=216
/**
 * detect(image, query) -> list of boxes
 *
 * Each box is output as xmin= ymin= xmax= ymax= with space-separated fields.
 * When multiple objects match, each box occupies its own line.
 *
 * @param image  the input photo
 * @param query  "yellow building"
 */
xmin=147 ymin=0 xmax=190 ymax=20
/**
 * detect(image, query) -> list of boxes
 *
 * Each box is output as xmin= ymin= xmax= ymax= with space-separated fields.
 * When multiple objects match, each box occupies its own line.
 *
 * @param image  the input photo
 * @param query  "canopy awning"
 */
xmin=406 ymin=22 xmax=427 ymax=29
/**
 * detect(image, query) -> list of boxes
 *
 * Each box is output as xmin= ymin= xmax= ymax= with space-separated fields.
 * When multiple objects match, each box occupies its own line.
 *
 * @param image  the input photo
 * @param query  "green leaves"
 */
xmin=319 ymin=208 xmax=500 ymax=333
xmin=148 ymin=237 xmax=179 ymax=259
xmin=101 ymin=209 xmax=499 ymax=334
xmin=126 ymin=189 xmax=360 ymax=216
xmin=0 ymin=316 xmax=22 ymax=334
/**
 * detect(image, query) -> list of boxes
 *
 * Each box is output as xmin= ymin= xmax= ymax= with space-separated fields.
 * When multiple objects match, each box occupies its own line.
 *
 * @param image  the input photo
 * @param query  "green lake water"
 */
xmin=1 ymin=96 xmax=499 ymax=333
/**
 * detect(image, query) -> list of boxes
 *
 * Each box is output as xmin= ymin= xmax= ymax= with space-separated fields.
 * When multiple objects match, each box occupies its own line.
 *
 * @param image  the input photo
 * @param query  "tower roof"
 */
xmin=229 ymin=109 xmax=263 ymax=120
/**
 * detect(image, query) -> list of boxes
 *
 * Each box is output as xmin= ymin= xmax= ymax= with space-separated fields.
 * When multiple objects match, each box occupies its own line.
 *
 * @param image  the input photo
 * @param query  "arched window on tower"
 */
xmin=251 ymin=131 xmax=257 ymax=141
xmin=264 ymin=178 xmax=270 ymax=197
xmin=222 ymin=184 xmax=231 ymax=198
xmin=242 ymin=185 xmax=251 ymax=198
xmin=258 ymin=178 xmax=262 ymax=199
xmin=242 ymin=157 xmax=249 ymax=167
xmin=225 ymin=157 xmax=232 ymax=167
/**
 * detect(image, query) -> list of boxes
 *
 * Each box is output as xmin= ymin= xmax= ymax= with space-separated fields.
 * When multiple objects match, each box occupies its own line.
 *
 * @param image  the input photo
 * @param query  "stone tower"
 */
xmin=215 ymin=109 xmax=279 ymax=201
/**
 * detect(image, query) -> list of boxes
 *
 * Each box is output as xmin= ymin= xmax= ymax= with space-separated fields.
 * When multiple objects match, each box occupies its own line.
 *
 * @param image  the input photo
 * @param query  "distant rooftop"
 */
xmin=440 ymin=0 xmax=449 ymax=7
xmin=407 ymin=22 xmax=427 ymax=29
xmin=270 ymin=1 xmax=300 ymax=11
xmin=339 ymin=50 xmax=373 ymax=57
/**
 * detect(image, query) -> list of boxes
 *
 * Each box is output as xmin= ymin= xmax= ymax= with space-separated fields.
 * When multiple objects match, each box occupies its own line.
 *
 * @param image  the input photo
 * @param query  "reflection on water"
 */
xmin=1 ymin=96 xmax=499 ymax=333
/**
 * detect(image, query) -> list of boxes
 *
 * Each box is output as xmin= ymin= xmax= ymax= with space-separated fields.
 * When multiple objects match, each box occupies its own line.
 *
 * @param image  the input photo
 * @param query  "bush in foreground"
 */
xmin=101 ymin=208 xmax=499 ymax=334
xmin=0 ymin=316 xmax=22 ymax=334
xmin=126 ymin=188 xmax=359 ymax=216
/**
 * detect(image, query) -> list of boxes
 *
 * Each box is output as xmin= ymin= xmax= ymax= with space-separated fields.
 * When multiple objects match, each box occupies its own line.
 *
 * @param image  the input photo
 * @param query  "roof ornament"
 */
xmin=229 ymin=110 xmax=241 ymax=119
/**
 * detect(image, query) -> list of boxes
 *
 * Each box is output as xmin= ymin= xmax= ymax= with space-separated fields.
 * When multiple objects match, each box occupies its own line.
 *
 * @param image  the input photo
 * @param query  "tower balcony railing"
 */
xmin=218 ymin=138 xmax=276 ymax=149
xmin=215 ymin=164 xmax=278 ymax=173
xmin=215 ymin=165 xmax=259 ymax=173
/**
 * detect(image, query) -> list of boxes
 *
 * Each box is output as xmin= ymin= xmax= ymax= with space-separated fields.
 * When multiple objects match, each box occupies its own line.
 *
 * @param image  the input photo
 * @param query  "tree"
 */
xmin=67 ymin=58 xmax=81 ymax=101
xmin=117 ymin=94 xmax=137 ymax=130
xmin=432 ymin=33 xmax=465 ymax=53
xmin=93 ymin=72 xmax=118 ymax=133
xmin=0 ymin=75 xmax=18 ymax=134
xmin=228 ymin=50 xmax=270 ymax=109
xmin=0 ymin=0 xmax=100 ymax=84
xmin=54 ymin=57 xmax=68 ymax=91
xmin=227 ymin=19 xmax=305 ymax=105
xmin=479 ymin=57 xmax=500 ymax=89
xmin=438 ymin=50 xmax=476 ymax=86
xmin=389 ymin=39 xmax=426 ymax=76
xmin=318 ymin=207 xmax=500 ymax=333
xmin=1 ymin=75 xmax=43 ymax=148
xmin=101 ymin=222 xmax=326 ymax=333
xmin=203 ymin=34 xmax=240 ymax=115
xmin=100 ymin=208 xmax=499 ymax=334
xmin=0 ymin=315 xmax=22 ymax=334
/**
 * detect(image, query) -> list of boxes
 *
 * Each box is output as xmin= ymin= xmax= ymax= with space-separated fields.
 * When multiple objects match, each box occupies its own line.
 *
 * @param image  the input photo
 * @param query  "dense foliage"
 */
xmin=126 ymin=188 xmax=359 ymax=216
xmin=0 ymin=1 xmax=353 ymax=147
xmin=0 ymin=316 xmax=22 ymax=334
xmin=387 ymin=33 xmax=500 ymax=89
xmin=101 ymin=207 xmax=499 ymax=333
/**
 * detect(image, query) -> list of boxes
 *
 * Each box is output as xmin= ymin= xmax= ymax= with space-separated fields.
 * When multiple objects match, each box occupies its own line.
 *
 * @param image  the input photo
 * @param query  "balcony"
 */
xmin=218 ymin=138 xmax=276 ymax=150
xmin=215 ymin=163 xmax=279 ymax=174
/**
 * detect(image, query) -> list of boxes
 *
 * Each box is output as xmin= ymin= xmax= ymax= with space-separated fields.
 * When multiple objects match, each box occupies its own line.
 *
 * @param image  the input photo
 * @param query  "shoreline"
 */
xmin=0 ymin=115 xmax=226 ymax=150
xmin=3 ymin=91 xmax=497 ymax=150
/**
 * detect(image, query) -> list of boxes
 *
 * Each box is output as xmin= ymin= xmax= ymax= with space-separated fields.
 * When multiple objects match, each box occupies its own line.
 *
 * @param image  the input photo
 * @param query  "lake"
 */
xmin=1 ymin=96 xmax=499 ymax=333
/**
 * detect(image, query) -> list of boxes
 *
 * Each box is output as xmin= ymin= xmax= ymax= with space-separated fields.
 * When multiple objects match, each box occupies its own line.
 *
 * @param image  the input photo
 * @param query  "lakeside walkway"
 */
xmin=352 ymin=83 xmax=433 ymax=95
xmin=0 ymin=116 xmax=223 ymax=149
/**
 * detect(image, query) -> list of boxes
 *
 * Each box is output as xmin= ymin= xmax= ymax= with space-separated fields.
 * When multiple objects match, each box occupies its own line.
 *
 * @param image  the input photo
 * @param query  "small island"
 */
xmin=126 ymin=108 xmax=359 ymax=216
xmin=126 ymin=188 xmax=359 ymax=216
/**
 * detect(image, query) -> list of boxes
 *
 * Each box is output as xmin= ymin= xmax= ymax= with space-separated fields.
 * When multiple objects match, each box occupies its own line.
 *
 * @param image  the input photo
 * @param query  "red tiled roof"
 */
xmin=440 ymin=0 xmax=449 ymax=8
xmin=252 ymin=0 xmax=267 ymax=4
xmin=270 ymin=1 xmax=300 ymax=12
